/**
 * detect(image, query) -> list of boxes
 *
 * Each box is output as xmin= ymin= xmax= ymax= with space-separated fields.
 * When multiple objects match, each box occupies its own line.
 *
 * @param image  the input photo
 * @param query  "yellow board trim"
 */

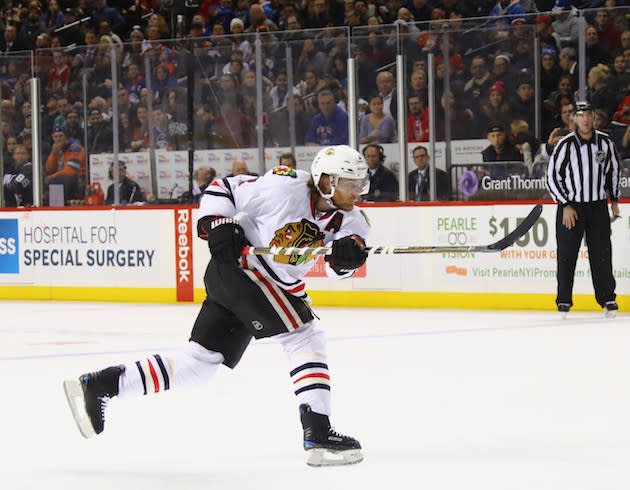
xmin=0 ymin=286 xmax=625 ymax=312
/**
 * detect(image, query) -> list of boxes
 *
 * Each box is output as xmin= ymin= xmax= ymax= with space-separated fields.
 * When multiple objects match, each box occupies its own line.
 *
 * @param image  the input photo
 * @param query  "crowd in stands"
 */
xmin=1 ymin=0 xmax=630 ymax=204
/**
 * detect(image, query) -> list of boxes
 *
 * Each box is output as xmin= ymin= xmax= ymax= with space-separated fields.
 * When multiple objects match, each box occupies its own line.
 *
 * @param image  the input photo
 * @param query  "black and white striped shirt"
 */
xmin=546 ymin=130 xmax=621 ymax=205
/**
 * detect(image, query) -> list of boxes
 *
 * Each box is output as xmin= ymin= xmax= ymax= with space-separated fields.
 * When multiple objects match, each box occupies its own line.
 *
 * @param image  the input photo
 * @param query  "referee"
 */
xmin=546 ymin=101 xmax=621 ymax=318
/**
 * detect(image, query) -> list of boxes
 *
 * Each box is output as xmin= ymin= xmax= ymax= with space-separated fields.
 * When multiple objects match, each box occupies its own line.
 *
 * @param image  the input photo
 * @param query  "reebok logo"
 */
xmin=0 ymin=219 xmax=19 ymax=273
xmin=174 ymin=209 xmax=194 ymax=301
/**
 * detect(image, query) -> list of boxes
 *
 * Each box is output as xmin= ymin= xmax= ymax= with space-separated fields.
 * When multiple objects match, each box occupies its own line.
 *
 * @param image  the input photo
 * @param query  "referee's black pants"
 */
xmin=555 ymin=200 xmax=616 ymax=308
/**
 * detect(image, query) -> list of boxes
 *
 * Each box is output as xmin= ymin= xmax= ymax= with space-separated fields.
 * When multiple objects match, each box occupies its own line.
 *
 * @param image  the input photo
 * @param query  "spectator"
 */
xmin=352 ymin=43 xmax=378 ymax=100
xmin=587 ymin=64 xmax=615 ymax=115
xmin=405 ymin=0 xmax=433 ymax=22
xmin=246 ymin=4 xmax=278 ymax=32
xmin=512 ymin=130 xmax=544 ymax=177
xmin=65 ymin=109 xmax=84 ymax=147
xmin=558 ymin=47 xmax=578 ymax=90
xmin=16 ymin=2 xmax=46 ymax=51
xmin=116 ymin=88 xmax=134 ymax=119
xmin=105 ymin=161 xmax=144 ymax=205
xmin=359 ymin=95 xmax=397 ymax=144
xmin=535 ymin=14 xmax=560 ymax=52
xmin=362 ymin=143 xmax=398 ymax=202
xmin=1 ymin=25 xmax=20 ymax=53
xmin=295 ymin=40 xmax=328 ymax=79
xmin=488 ymin=0 xmax=526 ymax=27
xmin=130 ymin=105 xmax=150 ymax=151
xmin=376 ymin=71 xmax=397 ymax=120
xmin=117 ymin=112 xmax=133 ymax=152
xmin=435 ymin=90 xmax=474 ymax=140
xmin=269 ymin=72 xmax=292 ymax=111
xmin=151 ymin=107 xmax=175 ymax=151
xmin=191 ymin=165 xmax=216 ymax=203
xmin=301 ymin=0 xmax=331 ymax=29
xmin=125 ymin=63 xmax=146 ymax=105
xmin=228 ymin=158 xmax=254 ymax=176
xmin=481 ymin=122 xmax=523 ymax=178
xmin=58 ymin=8 xmax=82 ymax=46
xmin=87 ymin=108 xmax=113 ymax=154
xmin=46 ymin=50 xmax=70 ymax=96
xmin=492 ymin=54 xmax=515 ymax=94
xmin=479 ymin=81 xmax=512 ymax=132
xmin=3 ymin=144 xmax=33 ymax=207
xmin=91 ymin=0 xmax=125 ymax=35
xmin=362 ymin=32 xmax=389 ymax=68
xmin=279 ymin=153 xmax=297 ymax=168
xmin=295 ymin=70 xmax=327 ymax=115
xmin=268 ymin=94 xmax=312 ymax=146
xmin=510 ymin=77 xmax=535 ymax=129
xmin=408 ymin=145 xmax=449 ymax=201
xmin=594 ymin=8 xmax=622 ymax=53
xmin=304 ymin=90 xmax=349 ymax=146
xmin=407 ymin=94 xmax=429 ymax=142
xmin=510 ymin=36 xmax=534 ymax=72
xmin=585 ymin=25 xmax=610 ymax=70
xmin=540 ymin=46 xmax=562 ymax=100
xmin=463 ymin=56 xmax=494 ymax=116
xmin=2 ymin=136 xmax=18 ymax=174
xmin=610 ymin=54 xmax=630 ymax=108
xmin=213 ymin=96 xmax=256 ymax=148
xmin=45 ymin=124 xmax=86 ymax=201
xmin=551 ymin=0 xmax=579 ymax=46
xmin=152 ymin=64 xmax=178 ymax=101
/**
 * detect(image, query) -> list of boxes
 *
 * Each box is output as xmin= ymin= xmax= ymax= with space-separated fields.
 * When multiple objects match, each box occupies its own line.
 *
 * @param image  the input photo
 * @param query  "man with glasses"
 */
xmin=408 ymin=145 xmax=449 ymax=201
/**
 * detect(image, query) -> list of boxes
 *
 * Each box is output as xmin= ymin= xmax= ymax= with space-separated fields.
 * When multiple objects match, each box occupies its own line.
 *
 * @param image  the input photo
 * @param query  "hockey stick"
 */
xmin=242 ymin=204 xmax=543 ymax=257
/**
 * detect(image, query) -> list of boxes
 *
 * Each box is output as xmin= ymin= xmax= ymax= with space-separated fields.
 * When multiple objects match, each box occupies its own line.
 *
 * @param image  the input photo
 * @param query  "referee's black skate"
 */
xmin=63 ymin=365 xmax=124 ymax=438
xmin=604 ymin=301 xmax=618 ymax=319
xmin=299 ymin=404 xmax=363 ymax=467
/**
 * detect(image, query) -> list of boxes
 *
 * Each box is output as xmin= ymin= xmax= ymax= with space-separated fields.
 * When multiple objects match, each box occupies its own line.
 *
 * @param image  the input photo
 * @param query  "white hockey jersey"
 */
xmin=198 ymin=166 xmax=371 ymax=297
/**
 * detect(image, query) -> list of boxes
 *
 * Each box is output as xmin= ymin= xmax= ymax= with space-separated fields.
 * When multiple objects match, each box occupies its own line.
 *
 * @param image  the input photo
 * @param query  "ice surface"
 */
xmin=1 ymin=301 xmax=629 ymax=490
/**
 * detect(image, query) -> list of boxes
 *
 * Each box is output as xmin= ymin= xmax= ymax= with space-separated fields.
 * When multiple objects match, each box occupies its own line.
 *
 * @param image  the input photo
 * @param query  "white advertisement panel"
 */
xmin=1 ymin=204 xmax=628 ymax=304
xmin=295 ymin=204 xmax=630 ymax=296
xmin=0 ymin=209 xmax=173 ymax=288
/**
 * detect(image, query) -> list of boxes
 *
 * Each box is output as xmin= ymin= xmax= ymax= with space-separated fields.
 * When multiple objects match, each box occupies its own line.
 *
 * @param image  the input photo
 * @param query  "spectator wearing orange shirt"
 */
xmin=45 ymin=124 xmax=85 ymax=200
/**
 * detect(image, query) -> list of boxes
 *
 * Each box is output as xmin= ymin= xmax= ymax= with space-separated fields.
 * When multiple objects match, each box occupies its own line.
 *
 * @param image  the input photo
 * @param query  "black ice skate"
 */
xmin=557 ymin=303 xmax=570 ymax=319
xmin=300 ymin=404 xmax=363 ymax=467
xmin=604 ymin=301 xmax=618 ymax=319
xmin=63 ymin=365 xmax=124 ymax=438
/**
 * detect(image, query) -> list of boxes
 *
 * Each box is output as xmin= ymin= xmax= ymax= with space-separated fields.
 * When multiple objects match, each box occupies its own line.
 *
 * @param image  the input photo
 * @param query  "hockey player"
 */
xmin=64 ymin=145 xmax=371 ymax=467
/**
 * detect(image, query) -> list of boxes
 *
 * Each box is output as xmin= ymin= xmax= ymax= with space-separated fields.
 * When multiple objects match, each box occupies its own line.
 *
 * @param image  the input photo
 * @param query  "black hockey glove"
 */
xmin=203 ymin=217 xmax=247 ymax=264
xmin=326 ymin=235 xmax=368 ymax=274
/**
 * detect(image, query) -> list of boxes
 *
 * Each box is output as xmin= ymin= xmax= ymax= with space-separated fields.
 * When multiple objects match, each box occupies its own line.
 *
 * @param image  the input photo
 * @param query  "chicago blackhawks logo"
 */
xmin=271 ymin=219 xmax=324 ymax=265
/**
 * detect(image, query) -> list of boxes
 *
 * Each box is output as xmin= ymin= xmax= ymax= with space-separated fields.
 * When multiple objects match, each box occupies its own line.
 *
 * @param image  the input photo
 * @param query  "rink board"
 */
xmin=0 ymin=203 xmax=628 ymax=311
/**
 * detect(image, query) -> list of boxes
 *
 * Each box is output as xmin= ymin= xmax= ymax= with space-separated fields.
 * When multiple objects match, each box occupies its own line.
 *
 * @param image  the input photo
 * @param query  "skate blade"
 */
xmin=560 ymin=311 xmax=568 ymax=319
xmin=62 ymin=379 xmax=96 ymax=439
xmin=605 ymin=309 xmax=617 ymax=319
xmin=306 ymin=448 xmax=363 ymax=467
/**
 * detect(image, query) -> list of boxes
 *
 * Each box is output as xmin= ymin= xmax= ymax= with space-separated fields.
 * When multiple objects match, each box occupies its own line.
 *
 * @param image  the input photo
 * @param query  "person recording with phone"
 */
xmin=546 ymin=101 xmax=621 ymax=318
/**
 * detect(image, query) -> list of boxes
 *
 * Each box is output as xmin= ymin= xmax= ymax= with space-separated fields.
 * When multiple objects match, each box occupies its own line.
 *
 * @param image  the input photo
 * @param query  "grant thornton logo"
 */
xmin=0 ymin=219 xmax=19 ymax=273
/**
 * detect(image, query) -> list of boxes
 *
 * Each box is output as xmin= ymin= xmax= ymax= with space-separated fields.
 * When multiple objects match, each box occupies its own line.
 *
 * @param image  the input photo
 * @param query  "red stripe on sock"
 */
xmin=252 ymin=269 xmax=299 ymax=329
xmin=293 ymin=372 xmax=330 ymax=384
xmin=147 ymin=359 xmax=160 ymax=393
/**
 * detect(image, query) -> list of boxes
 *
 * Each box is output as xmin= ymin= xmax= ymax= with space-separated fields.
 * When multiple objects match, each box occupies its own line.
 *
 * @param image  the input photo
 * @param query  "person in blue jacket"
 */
xmin=305 ymin=90 xmax=349 ymax=146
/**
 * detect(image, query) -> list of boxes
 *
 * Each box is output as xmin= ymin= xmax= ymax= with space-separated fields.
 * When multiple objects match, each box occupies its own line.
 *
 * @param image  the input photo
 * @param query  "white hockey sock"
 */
xmin=118 ymin=341 xmax=224 ymax=398
xmin=275 ymin=320 xmax=331 ymax=416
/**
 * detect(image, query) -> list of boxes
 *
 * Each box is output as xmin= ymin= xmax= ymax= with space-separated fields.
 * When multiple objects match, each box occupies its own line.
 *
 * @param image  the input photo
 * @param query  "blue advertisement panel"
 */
xmin=0 ymin=219 xmax=19 ymax=274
